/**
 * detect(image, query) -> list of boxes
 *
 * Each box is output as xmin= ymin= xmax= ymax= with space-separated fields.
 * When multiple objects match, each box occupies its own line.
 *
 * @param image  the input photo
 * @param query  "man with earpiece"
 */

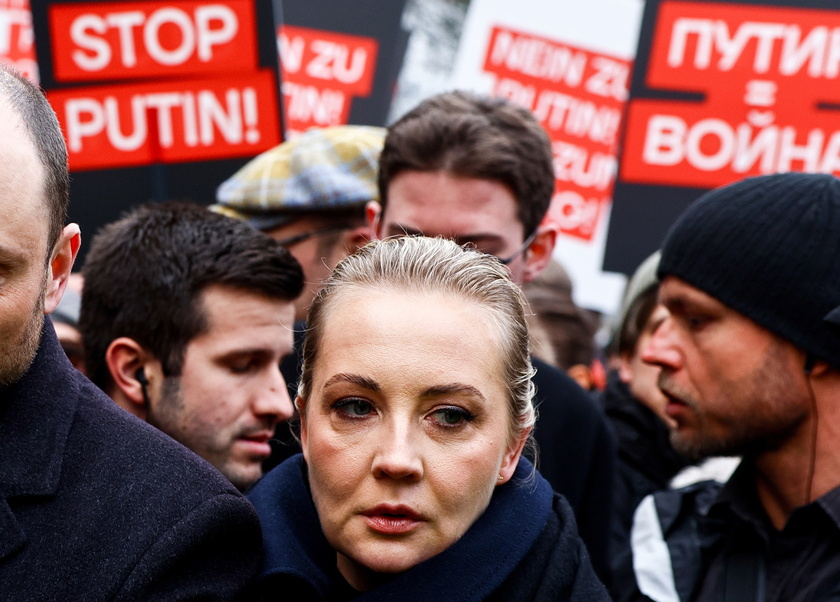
xmin=615 ymin=173 xmax=840 ymax=602
xmin=79 ymin=202 xmax=303 ymax=493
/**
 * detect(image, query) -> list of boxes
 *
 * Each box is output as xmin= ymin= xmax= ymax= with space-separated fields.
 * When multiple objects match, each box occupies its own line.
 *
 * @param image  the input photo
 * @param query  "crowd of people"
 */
xmin=2 ymin=59 xmax=840 ymax=600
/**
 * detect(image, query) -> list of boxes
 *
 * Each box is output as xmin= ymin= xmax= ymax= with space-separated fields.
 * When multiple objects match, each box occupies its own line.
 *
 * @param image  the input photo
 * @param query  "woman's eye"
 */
xmin=334 ymin=398 xmax=373 ymax=418
xmin=430 ymin=407 xmax=474 ymax=427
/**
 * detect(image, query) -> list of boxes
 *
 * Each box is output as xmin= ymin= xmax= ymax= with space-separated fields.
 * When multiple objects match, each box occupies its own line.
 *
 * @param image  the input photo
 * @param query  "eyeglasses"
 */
xmin=496 ymin=230 xmax=538 ymax=265
xmin=272 ymin=225 xmax=351 ymax=248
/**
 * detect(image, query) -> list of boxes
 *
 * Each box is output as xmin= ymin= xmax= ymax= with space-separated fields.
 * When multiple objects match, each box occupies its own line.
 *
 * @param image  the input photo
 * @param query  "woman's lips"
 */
xmin=362 ymin=504 xmax=425 ymax=534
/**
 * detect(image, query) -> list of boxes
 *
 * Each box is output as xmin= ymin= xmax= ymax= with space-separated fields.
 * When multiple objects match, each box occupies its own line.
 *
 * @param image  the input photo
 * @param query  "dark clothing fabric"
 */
xmin=0 ymin=322 xmax=262 ymax=600
xmin=617 ymin=463 xmax=840 ymax=601
xmin=529 ymin=356 xmax=616 ymax=582
xmin=270 ymin=333 xmax=616 ymax=582
xmin=599 ymin=371 xmax=692 ymax=593
xmin=248 ymin=455 xmax=609 ymax=601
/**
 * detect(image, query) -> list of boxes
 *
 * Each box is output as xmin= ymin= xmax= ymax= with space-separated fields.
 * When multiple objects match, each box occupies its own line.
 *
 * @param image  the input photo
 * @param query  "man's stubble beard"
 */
xmin=0 ymin=289 xmax=45 ymax=388
xmin=665 ymin=342 xmax=808 ymax=461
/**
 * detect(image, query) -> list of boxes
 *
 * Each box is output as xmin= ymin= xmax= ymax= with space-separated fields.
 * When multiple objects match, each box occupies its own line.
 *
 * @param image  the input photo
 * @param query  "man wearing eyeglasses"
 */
xmin=368 ymin=90 xmax=617 ymax=583
xmin=213 ymin=125 xmax=385 ymax=322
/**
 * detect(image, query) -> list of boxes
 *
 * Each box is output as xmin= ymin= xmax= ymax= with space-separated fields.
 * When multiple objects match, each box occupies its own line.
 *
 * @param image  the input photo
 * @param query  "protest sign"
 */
xmin=451 ymin=0 xmax=642 ymax=314
xmin=606 ymin=0 xmax=840 ymax=275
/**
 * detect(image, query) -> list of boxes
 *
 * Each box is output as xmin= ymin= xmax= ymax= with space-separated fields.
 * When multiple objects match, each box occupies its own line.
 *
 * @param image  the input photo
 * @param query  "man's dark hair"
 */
xmin=378 ymin=90 xmax=555 ymax=237
xmin=80 ymin=202 xmax=304 ymax=391
xmin=0 ymin=65 xmax=69 ymax=255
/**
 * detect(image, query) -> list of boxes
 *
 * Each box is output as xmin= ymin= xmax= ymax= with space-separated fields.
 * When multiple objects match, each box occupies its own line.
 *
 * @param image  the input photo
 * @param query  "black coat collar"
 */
xmin=0 ymin=320 xmax=79 ymax=558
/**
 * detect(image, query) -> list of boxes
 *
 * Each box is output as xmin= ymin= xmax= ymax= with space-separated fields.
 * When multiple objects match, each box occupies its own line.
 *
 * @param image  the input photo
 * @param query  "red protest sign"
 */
xmin=483 ymin=25 xmax=631 ymax=241
xmin=621 ymin=0 xmax=840 ymax=188
xmin=278 ymin=24 xmax=377 ymax=136
xmin=0 ymin=0 xmax=37 ymax=81
xmin=49 ymin=0 xmax=257 ymax=82
xmin=48 ymin=69 xmax=280 ymax=170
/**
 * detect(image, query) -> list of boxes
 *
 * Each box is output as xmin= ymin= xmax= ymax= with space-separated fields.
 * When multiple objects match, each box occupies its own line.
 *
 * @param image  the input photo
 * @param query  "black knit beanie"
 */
xmin=658 ymin=172 xmax=840 ymax=369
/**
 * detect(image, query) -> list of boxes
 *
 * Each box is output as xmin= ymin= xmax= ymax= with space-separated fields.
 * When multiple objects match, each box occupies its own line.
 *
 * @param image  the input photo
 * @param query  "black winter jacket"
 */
xmin=0 ymin=322 xmax=262 ymax=600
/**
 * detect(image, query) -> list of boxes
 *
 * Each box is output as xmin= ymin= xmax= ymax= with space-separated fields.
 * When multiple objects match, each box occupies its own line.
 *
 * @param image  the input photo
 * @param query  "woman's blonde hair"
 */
xmin=298 ymin=236 xmax=536 ymax=442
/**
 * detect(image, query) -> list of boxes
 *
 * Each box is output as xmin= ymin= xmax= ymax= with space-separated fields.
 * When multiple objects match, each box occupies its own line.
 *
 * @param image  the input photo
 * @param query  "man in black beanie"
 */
xmin=617 ymin=172 xmax=840 ymax=602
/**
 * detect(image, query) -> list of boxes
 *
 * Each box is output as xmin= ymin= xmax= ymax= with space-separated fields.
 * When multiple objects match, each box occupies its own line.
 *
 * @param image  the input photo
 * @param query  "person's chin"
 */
xmin=344 ymin=534 xmax=441 ymax=576
xmin=219 ymin=459 xmax=264 ymax=491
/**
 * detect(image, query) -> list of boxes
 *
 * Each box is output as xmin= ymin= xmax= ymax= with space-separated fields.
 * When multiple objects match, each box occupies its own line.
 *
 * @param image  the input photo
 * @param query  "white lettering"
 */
xmin=489 ymin=30 xmax=587 ymax=86
xmin=70 ymin=15 xmax=111 ymax=72
xmin=199 ymin=88 xmax=242 ymax=144
xmin=65 ymin=97 xmax=105 ymax=152
xmin=643 ymin=115 xmax=686 ymax=166
xmin=279 ymin=33 xmax=304 ymax=74
xmin=531 ymin=89 xmax=621 ymax=145
xmin=668 ymin=18 xmax=715 ymax=69
xmin=195 ymin=5 xmax=237 ymax=62
xmin=667 ymin=17 xmax=840 ymax=77
xmin=305 ymin=40 xmax=369 ymax=84
xmin=144 ymin=8 xmax=195 ymax=66
xmin=69 ymin=5 xmax=240 ymax=71
xmin=780 ymin=25 xmax=826 ymax=77
xmin=684 ymin=118 xmax=734 ymax=171
xmin=0 ymin=7 xmax=30 ymax=55
xmin=104 ymin=95 xmax=146 ymax=151
xmin=777 ymin=126 xmax=824 ymax=172
xmin=641 ymin=113 xmax=840 ymax=177
xmin=104 ymin=11 xmax=143 ymax=67
xmin=145 ymin=92 xmax=182 ymax=147
xmin=553 ymin=141 xmax=616 ymax=190
xmin=63 ymin=87 xmax=262 ymax=154
xmin=282 ymin=81 xmax=345 ymax=126
xmin=553 ymin=191 xmax=599 ymax=236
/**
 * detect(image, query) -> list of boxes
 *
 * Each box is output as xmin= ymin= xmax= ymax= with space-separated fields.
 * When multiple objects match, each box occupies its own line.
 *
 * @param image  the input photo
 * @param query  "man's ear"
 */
xmin=366 ymin=200 xmax=383 ymax=240
xmin=522 ymin=221 xmax=558 ymax=284
xmin=44 ymin=224 xmax=81 ymax=314
xmin=105 ymin=338 xmax=160 ymax=418
xmin=297 ymin=396 xmax=309 ymax=462
xmin=498 ymin=426 xmax=530 ymax=485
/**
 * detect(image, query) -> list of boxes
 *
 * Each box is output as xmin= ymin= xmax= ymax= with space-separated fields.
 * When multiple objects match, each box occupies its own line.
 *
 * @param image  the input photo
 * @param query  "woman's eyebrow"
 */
xmin=323 ymin=372 xmax=380 ymax=392
xmin=423 ymin=383 xmax=487 ymax=402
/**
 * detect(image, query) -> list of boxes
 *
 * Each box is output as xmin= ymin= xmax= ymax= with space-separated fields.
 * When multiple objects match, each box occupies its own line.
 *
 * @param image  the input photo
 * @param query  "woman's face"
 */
xmin=300 ymin=289 xmax=526 ymax=591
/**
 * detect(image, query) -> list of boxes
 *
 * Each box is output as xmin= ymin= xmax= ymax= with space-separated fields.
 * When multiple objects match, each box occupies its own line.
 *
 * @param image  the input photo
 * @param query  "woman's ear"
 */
xmin=497 ymin=427 xmax=531 ymax=485
xmin=297 ymin=396 xmax=309 ymax=462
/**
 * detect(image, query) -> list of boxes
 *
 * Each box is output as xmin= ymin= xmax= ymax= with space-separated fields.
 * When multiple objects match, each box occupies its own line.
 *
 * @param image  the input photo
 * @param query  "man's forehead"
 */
xmin=0 ymin=96 xmax=49 ymax=243
xmin=383 ymin=170 xmax=524 ymax=237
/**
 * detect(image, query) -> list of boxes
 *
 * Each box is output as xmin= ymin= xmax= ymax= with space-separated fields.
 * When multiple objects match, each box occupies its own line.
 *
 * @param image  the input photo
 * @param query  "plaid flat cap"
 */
xmin=212 ymin=125 xmax=385 ymax=230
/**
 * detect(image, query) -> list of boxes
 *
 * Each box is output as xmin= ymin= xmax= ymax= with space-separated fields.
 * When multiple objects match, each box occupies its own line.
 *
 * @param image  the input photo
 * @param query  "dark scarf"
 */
xmin=248 ymin=454 xmax=553 ymax=601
